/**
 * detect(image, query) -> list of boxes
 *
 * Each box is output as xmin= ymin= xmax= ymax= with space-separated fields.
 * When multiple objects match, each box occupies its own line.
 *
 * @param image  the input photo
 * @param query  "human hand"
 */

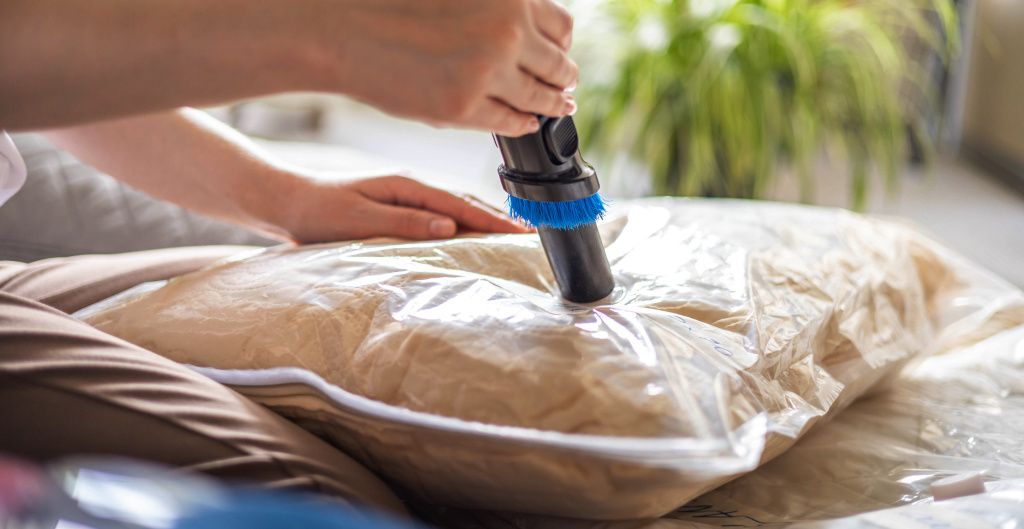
xmin=267 ymin=175 xmax=530 ymax=243
xmin=3 ymin=0 xmax=573 ymax=133
xmin=310 ymin=0 xmax=577 ymax=137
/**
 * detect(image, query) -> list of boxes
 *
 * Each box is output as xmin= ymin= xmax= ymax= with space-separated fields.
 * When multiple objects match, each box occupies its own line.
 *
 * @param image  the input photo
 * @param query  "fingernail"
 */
xmin=564 ymin=98 xmax=577 ymax=116
xmin=566 ymin=82 xmax=577 ymax=93
xmin=526 ymin=118 xmax=540 ymax=132
xmin=429 ymin=218 xmax=456 ymax=238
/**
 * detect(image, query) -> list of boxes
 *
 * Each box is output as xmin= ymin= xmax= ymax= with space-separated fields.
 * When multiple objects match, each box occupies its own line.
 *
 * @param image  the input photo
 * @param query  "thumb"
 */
xmin=367 ymin=202 xmax=458 ymax=240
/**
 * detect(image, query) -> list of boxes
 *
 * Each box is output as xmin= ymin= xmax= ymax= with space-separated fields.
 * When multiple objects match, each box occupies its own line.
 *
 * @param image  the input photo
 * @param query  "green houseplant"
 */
xmin=573 ymin=0 xmax=958 ymax=208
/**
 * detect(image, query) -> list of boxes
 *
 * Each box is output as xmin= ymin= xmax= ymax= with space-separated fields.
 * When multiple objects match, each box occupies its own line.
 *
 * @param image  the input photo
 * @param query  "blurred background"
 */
xmin=7 ymin=0 xmax=1023 ymax=284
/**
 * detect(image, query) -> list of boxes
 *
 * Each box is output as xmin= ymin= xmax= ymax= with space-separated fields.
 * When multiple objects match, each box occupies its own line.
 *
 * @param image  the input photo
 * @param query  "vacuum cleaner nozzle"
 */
xmin=494 ymin=116 xmax=615 ymax=303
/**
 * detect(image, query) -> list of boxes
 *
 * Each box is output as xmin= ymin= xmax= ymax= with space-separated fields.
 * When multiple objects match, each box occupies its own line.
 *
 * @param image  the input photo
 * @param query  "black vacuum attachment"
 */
xmin=494 ymin=116 xmax=615 ymax=303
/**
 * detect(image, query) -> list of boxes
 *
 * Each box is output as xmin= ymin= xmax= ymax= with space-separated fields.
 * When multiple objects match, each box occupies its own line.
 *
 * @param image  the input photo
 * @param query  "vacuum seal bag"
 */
xmin=447 ymin=325 xmax=1024 ymax=528
xmin=672 ymin=263 xmax=1024 ymax=527
xmin=78 ymin=198 xmax=942 ymax=519
xmin=431 ymin=257 xmax=1024 ymax=528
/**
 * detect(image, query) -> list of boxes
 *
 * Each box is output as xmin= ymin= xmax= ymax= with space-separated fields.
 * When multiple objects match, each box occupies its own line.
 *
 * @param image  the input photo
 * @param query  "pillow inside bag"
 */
xmin=79 ymin=198 xmax=945 ymax=519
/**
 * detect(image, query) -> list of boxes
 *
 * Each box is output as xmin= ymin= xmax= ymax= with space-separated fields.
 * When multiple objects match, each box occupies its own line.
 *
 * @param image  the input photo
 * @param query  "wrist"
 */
xmin=236 ymin=165 xmax=315 ymax=241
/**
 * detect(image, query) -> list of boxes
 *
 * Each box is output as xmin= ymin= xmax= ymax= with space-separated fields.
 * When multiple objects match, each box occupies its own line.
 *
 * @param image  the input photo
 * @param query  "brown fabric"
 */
xmin=0 ymin=246 xmax=256 ymax=314
xmin=0 ymin=248 xmax=407 ymax=515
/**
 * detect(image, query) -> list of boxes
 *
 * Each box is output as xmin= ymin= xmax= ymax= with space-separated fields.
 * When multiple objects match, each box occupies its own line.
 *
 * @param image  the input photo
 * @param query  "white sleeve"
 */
xmin=0 ymin=132 xmax=27 ymax=207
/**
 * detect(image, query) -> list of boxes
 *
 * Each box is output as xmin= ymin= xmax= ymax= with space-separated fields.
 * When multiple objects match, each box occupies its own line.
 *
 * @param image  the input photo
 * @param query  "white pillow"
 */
xmin=79 ymin=198 xmax=941 ymax=519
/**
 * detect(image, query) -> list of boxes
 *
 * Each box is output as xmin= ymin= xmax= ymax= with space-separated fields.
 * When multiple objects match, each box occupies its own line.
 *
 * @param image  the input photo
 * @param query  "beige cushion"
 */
xmin=80 ymin=198 xmax=947 ymax=519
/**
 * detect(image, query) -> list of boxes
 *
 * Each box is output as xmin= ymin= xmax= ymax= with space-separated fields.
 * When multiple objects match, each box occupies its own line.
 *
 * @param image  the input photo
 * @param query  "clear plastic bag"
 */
xmin=437 ymin=319 xmax=1024 ymax=527
xmin=427 ymin=245 xmax=1024 ymax=528
xmin=78 ymin=198 xmax=950 ymax=519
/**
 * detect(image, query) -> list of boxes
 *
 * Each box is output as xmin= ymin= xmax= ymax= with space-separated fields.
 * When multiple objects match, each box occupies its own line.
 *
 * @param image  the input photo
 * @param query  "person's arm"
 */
xmin=1 ymin=0 xmax=578 ymax=136
xmin=0 ymin=0 xmax=315 ymax=130
xmin=46 ymin=108 xmax=528 ymax=242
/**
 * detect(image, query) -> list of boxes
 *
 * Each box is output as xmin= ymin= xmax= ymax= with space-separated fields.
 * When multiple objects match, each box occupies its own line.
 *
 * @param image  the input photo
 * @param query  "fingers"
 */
xmin=364 ymin=202 xmax=458 ymax=240
xmin=462 ymin=193 xmax=514 ymax=218
xmin=520 ymin=30 xmax=578 ymax=90
xmin=470 ymin=97 xmax=540 ymax=137
xmin=531 ymin=0 xmax=574 ymax=51
xmin=465 ymin=196 xmax=534 ymax=233
xmin=481 ymin=2 xmax=576 ymax=135
xmin=360 ymin=176 xmax=530 ymax=234
xmin=417 ymin=188 xmax=531 ymax=234
xmin=494 ymin=69 xmax=576 ymax=117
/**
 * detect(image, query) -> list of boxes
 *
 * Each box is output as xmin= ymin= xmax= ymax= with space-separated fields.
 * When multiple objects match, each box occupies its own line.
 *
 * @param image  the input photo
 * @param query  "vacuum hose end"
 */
xmin=494 ymin=116 xmax=615 ymax=303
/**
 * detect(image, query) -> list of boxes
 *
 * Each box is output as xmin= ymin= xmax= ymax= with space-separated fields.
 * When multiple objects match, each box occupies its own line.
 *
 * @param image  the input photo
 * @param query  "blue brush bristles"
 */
xmin=507 ymin=193 xmax=607 ymax=230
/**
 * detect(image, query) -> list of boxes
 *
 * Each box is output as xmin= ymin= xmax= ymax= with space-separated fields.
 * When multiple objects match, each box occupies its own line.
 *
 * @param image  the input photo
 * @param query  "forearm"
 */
xmin=43 ymin=108 xmax=528 ymax=243
xmin=0 ymin=0 xmax=333 ymax=130
xmin=45 ymin=108 xmax=301 ymax=239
